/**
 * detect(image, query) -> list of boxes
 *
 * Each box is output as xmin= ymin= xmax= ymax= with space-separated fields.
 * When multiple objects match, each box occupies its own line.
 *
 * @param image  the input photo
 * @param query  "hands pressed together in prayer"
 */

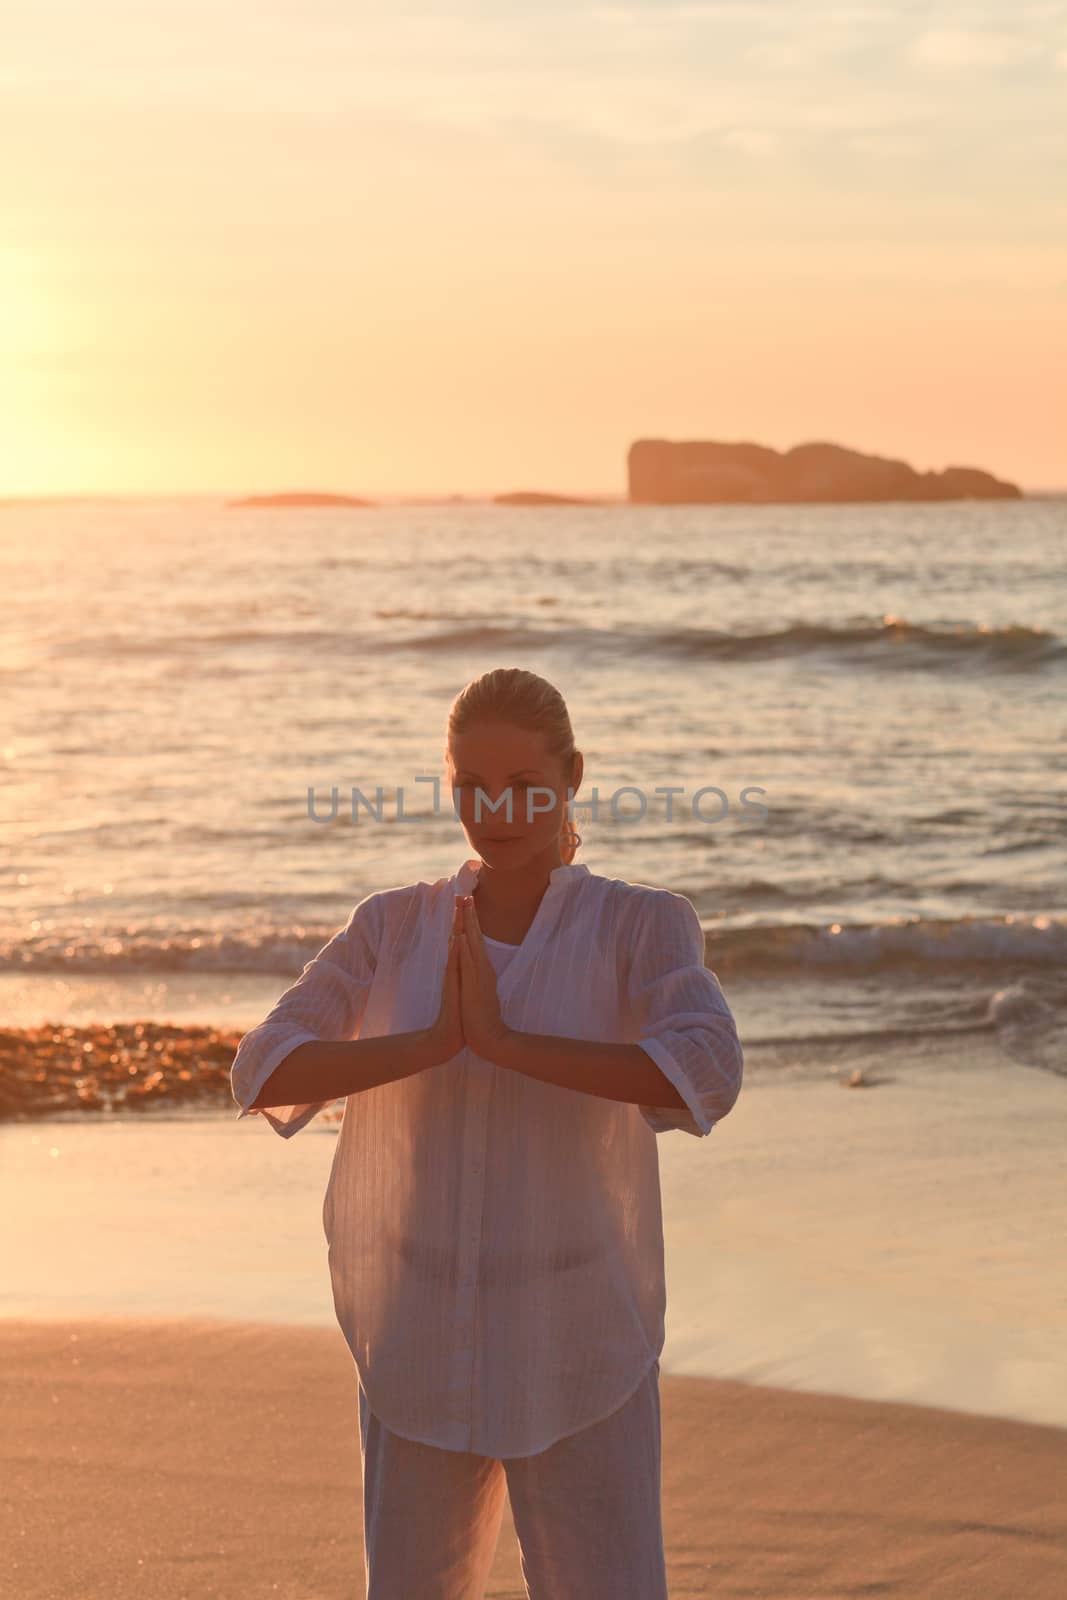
xmin=422 ymin=891 xmax=689 ymax=1113
xmin=427 ymin=893 xmax=512 ymax=1064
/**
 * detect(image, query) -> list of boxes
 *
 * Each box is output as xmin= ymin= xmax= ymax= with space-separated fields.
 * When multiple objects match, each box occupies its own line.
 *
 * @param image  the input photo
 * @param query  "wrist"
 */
xmin=419 ymin=1030 xmax=470 ymax=1068
xmin=483 ymin=1023 xmax=521 ymax=1070
xmin=412 ymin=1026 xmax=452 ymax=1071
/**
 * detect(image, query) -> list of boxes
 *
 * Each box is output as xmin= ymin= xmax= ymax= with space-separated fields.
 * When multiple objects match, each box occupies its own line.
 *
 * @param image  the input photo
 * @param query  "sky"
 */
xmin=3 ymin=0 xmax=1065 ymax=497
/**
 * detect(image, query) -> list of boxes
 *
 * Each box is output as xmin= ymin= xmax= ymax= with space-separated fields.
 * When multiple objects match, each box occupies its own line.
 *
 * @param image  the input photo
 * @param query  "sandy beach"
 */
xmin=4 ymin=1314 xmax=1065 ymax=1600
xmin=4 ymin=1029 xmax=1066 ymax=1597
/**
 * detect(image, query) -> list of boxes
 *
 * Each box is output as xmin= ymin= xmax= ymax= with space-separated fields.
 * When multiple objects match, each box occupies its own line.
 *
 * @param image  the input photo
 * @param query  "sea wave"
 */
xmin=642 ymin=617 xmax=1066 ymax=670
xmin=3 ymin=911 xmax=1064 ymax=978
xmin=365 ymin=615 xmax=1067 ymax=671
xmin=42 ymin=615 xmax=1066 ymax=672
xmin=741 ymin=972 xmax=1067 ymax=1063
xmin=707 ymin=913 xmax=1067 ymax=975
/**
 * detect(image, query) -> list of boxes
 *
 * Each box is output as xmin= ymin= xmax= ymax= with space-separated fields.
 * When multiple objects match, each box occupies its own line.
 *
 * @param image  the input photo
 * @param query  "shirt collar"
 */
xmin=455 ymin=857 xmax=590 ymax=895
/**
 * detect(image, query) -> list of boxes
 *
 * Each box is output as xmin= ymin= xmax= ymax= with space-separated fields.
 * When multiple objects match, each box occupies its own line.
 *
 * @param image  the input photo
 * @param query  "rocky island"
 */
xmin=627 ymin=439 xmax=1021 ymax=504
xmin=226 ymin=491 xmax=375 ymax=508
xmin=492 ymin=491 xmax=607 ymax=506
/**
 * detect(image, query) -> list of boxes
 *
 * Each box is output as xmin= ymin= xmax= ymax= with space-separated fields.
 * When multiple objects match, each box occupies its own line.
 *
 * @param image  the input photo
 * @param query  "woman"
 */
xmin=231 ymin=666 xmax=744 ymax=1599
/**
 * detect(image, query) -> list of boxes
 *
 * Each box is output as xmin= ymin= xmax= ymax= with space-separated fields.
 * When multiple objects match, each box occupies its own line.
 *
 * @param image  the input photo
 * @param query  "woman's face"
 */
xmin=448 ymin=720 xmax=580 ymax=869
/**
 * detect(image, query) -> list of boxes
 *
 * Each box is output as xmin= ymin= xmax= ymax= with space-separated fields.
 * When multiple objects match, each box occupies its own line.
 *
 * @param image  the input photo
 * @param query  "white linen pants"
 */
xmin=357 ymin=1358 xmax=668 ymax=1599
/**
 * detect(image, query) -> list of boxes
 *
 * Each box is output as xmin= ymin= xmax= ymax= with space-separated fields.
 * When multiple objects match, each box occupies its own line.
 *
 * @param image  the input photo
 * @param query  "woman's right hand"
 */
xmin=424 ymin=895 xmax=465 ymax=1065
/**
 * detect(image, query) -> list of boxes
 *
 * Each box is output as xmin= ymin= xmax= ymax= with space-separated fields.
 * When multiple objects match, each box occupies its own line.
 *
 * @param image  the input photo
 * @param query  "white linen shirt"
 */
xmin=230 ymin=856 xmax=744 ymax=1457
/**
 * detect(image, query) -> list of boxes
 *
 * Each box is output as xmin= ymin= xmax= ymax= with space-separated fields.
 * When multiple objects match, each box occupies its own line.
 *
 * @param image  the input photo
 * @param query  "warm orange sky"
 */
xmin=3 ymin=2 xmax=1066 ymax=496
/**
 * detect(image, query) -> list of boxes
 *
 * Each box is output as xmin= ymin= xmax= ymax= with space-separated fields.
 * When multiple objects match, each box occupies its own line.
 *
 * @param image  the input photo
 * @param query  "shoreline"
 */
xmin=3 ymin=1036 xmax=1065 ymax=1432
xmin=3 ymin=1314 xmax=1064 ymax=1599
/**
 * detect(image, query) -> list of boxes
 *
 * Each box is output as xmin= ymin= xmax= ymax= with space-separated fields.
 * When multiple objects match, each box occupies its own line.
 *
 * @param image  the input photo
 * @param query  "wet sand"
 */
xmin=3 ymin=1314 xmax=1065 ymax=1599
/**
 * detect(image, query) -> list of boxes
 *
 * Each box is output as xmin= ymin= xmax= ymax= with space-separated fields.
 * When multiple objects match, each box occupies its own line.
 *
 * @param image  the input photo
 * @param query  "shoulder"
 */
xmin=338 ymin=877 xmax=439 ymax=969
xmin=342 ymin=878 xmax=427 ymax=943
xmin=589 ymin=871 xmax=692 ymax=915
xmin=346 ymin=869 xmax=462 ymax=934
xmin=586 ymin=872 xmax=701 ymax=943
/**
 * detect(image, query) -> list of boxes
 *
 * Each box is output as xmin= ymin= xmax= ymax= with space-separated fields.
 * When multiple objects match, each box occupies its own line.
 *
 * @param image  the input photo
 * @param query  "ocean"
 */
xmin=2 ymin=494 xmax=1065 ymax=1084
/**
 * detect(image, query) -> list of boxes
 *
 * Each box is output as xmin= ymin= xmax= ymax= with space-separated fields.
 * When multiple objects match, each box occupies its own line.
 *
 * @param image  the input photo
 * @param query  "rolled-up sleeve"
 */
xmin=230 ymin=894 xmax=380 ymax=1138
xmin=629 ymin=889 xmax=744 ymax=1138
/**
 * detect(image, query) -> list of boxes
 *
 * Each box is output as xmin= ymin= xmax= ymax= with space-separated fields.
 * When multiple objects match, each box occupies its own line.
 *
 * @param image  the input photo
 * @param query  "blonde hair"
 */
xmin=446 ymin=668 xmax=583 ymax=864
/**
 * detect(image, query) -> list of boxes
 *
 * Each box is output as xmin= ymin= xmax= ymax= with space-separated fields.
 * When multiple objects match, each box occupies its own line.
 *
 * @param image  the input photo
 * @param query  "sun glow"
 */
xmin=0 ymin=247 xmax=74 ymax=492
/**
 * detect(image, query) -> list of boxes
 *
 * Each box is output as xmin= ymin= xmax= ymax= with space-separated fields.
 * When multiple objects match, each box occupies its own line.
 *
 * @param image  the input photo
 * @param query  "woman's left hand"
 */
xmin=457 ymin=895 xmax=511 ymax=1060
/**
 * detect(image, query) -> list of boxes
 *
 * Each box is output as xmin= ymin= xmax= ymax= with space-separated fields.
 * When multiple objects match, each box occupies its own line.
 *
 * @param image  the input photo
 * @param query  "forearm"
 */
xmin=489 ymin=1029 xmax=687 ymax=1111
xmin=250 ymin=1029 xmax=440 ymax=1110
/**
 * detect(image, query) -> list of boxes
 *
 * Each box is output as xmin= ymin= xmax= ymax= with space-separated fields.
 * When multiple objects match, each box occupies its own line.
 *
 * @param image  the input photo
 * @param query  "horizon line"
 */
xmin=0 ymin=489 xmax=629 ymax=505
xmin=2 ymin=485 xmax=1064 ymax=505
